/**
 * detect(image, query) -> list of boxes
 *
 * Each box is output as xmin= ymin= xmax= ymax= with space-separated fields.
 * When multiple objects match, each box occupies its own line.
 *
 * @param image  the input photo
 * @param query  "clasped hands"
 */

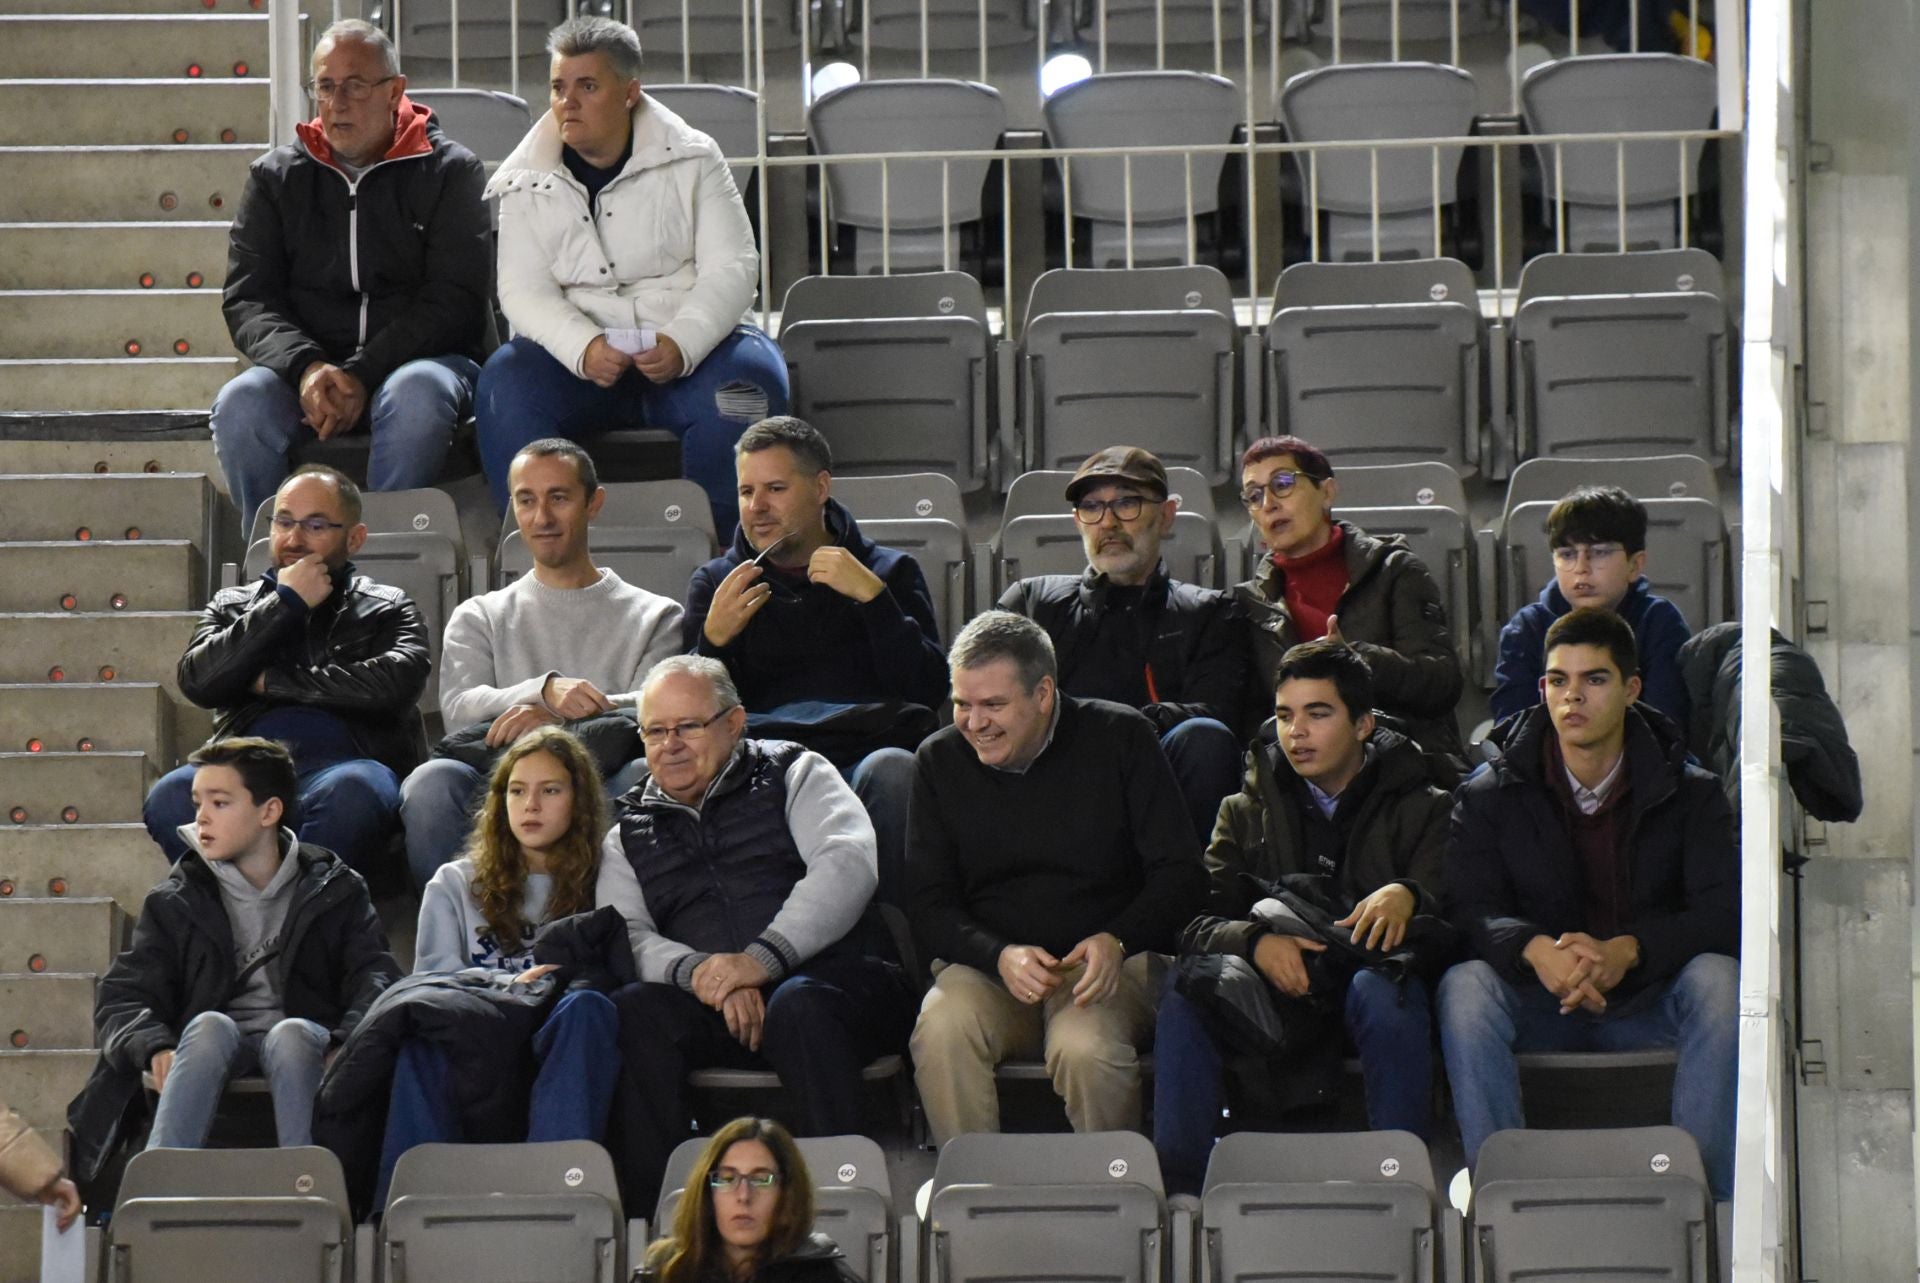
xmin=1524 ymin=931 xmax=1640 ymax=1014
xmin=997 ymin=932 xmax=1125 ymax=1009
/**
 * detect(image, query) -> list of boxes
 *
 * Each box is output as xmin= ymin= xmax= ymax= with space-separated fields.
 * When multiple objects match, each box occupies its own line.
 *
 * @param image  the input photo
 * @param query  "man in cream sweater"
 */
xmin=397 ymin=439 xmax=682 ymax=886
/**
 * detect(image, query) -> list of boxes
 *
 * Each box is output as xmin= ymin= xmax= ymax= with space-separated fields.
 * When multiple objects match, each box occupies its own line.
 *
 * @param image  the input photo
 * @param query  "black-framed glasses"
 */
xmin=639 ymin=710 xmax=730 ymax=747
xmin=1239 ymin=471 xmax=1316 ymax=509
xmin=1072 ymin=495 xmax=1151 ymax=524
xmin=270 ymin=514 xmax=348 ymax=535
xmin=708 ymin=1170 xmax=781 ymax=1192
xmin=304 ymin=75 xmax=397 ymax=103
xmin=1550 ymin=543 xmax=1626 ymax=567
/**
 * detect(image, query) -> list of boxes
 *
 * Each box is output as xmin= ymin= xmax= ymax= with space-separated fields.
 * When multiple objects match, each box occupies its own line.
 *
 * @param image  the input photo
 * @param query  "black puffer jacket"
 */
xmin=638 ymin=1232 xmax=861 ymax=1283
xmin=1446 ymin=704 xmax=1739 ymax=1002
xmin=178 ymin=563 xmax=431 ymax=775
xmin=66 ymin=842 xmax=398 ymax=1198
xmin=998 ymin=562 xmax=1250 ymax=736
xmin=223 ymin=99 xmax=494 ymax=391
xmin=1678 ymin=622 xmax=1864 ymax=823
xmin=1234 ymin=520 xmax=1465 ymax=760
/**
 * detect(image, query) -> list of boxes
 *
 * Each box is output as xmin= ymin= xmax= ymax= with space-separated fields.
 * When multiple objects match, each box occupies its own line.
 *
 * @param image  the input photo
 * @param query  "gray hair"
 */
xmin=639 ymin=655 xmax=741 ymax=715
xmin=310 ymin=19 xmax=401 ymax=78
xmin=737 ymin=415 xmax=833 ymax=475
xmin=948 ymin=611 xmax=1056 ymax=692
xmin=547 ymin=15 xmax=643 ymax=82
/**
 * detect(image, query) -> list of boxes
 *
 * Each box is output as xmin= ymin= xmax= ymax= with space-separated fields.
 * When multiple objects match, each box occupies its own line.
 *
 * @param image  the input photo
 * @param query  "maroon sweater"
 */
xmin=1544 ymin=734 xmax=1632 ymax=939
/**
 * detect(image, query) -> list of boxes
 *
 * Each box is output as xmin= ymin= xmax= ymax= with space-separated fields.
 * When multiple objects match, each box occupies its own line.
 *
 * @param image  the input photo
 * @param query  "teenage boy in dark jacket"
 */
xmin=998 ymin=446 xmax=1249 ymax=842
xmin=69 ymin=738 xmax=399 ymax=1204
xmin=1155 ymin=640 xmax=1454 ymax=1193
xmin=143 ymin=466 xmax=430 ymax=872
xmin=1491 ymin=485 xmax=1691 ymax=723
xmin=213 ymin=19 xmax=494 ymax=533
xmin=1440 ymin=608 xmax=1739 ymax=1199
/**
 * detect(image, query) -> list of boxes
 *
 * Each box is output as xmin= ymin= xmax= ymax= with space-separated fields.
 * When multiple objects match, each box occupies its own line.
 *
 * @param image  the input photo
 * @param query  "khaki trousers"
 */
xmin=910 ymin=953 xmax=1161 ymax=1147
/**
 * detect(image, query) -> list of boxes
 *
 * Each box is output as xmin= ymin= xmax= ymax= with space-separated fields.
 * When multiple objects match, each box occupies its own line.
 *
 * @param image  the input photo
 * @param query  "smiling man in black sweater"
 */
xmin=906 ymin=611 xmax=1204 ymax=1145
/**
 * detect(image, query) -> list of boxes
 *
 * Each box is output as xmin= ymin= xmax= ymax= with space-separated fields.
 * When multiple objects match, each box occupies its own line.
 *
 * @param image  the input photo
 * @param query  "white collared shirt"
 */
xmin=1564 ymin=752 xmax=1626 ymax=816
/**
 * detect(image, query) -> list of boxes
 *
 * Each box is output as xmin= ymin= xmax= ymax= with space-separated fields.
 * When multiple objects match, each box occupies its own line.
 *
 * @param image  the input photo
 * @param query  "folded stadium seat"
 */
xmin=1042 ymin=71 xmax=1240 ymax=269
xmin=1502 ymin=495 xmax=1729 ymax=633
xmin=1521 ymin=53 xmax=1717 ymax=253
xmin=842 ymin=0 xmax=1042 ymax=52
xmin=1338 ymin=502 xmax=1477 ymax=672
xmin=992 ymin=464 xmax=1220 ymax=594
xmin=1500 ymin=450 xmax=1721 ymax=512
xmin=1262 ymin=256 xmax=1485 ymax=473
xmin=1197 ymin=1129 xmax=1462 ymax=1283
xmin=1308 ymin=0 xmax=1503 ymax=44
xmin=409 ymin=88 xmax=531 ymax=168
xmin=829 ymin=471 xmax=969 ymax=527
xmin=107 ymin=1146 xmax=354 ymax=1283
xmin=376 ymin=0 xmax=567 ymax=86
xmin=807 ymin=80 xmax=1009 ymax=277
xmin=645 ymin=83 xmax=762 ymax=190
xmin=1071 ymin=0 xmax=1291 ymax=51
xmin=778 ymin=272 xmax=994 ymax=492
xmin=495 ymin=478 xmax=717 ymax=601
xmin=1278 ymin=62 xmax=1478 ymax=263
xmin=1511 ymin=251 xmax=1731 ymax=466
xmin=630 ymin=0 xmax=803 ymax=67
xmin=857 ymin=516 xmax=971 ymax=642
xmin=924 ymin=1131 xmax=1180 ymax=1283
xmin=651 ymin=1134 xmax=896 ymax=1283
xmin=1470 ymin=1125 xmax=1715 ymax=1282
xmin=381 ymin=1140 xmax=629 ymax=1283
xmin=1228 ymin=457 xmax=1469 ymax=591
xmin=1001 ymin=465 xmax=1216 ymax=522
xmin=1016 ymin=266 xmax=1240 ymax=486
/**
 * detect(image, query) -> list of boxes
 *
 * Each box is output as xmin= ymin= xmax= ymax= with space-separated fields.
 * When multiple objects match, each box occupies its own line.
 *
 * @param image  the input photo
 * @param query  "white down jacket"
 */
xmin=485 ymin=94 xmax=759 ymax=378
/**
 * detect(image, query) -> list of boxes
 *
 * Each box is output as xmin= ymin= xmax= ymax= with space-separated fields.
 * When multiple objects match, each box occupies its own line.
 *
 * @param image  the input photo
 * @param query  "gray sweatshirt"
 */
xmin=594 ymin=746 xmax=877 ymax=986
xmin=413 ymin=856 xmax=554 ymax=975
xmin=438 ymin=567 xmax=684 ymax=728
xmin=190 ymin=826 xmax=305 ymax=1036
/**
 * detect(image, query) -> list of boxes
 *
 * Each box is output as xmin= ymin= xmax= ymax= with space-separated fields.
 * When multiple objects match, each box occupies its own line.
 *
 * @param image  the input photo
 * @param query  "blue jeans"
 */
xmin=211 ymin=357 xmax=479 ymax=534
xmin=842 ymin=747 xmax=915 ymax=910
xmin=475 ymin=328 xmax=790 ymax=536
xmin=398 ymin=755 xmax=646 ymax=891
xmin=372 ymin=989 xmax=621 ymax=1209
xmin=1152 ymin=969 xmax=1434 ymax=1196
xmin=1160 ymin=718 xmax=1244 ymax=844
xmin=146 ymin=757 xmax=402 ymax=872
xmin=147 ymin=1011 xmax=331 ymax=1149
xmin=1437 ymin=953 xmax=1738 ymax=1199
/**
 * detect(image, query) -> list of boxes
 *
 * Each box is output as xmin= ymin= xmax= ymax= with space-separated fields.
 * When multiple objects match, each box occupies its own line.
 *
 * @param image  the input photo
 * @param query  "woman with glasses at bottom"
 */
xmin=1234 ymin=435 xmax=1467 ymax=763
xmin=640 ymin=1117 xmax=859 ymax=1283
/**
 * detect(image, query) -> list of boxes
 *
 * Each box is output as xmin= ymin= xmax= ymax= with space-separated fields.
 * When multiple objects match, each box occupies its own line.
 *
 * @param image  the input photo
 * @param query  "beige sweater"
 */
xmin=0 ymin=1104 xmax=61 ymax=1203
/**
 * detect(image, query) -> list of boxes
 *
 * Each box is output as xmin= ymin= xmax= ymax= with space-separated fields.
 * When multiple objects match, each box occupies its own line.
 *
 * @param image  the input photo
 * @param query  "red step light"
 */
xmin=138 ymin=272 xmax=155 ymax=289
xmin=0 ymin=880 xmax=12 ymax=897
xmin=125 ymin=525 xmax=143 ymax=538
xmin=219 ymin=129 xmax=236 ymax=144
xmin=46 ymin=666 xmax=64 ymax=682
xmin=58 ymin=593 xmax=76 ymax=611
xmin=61 ymin=807 xmax=79 ymax=824
xmin=27 ymin=955 xmax=46 ymax=973
xmin=25 ymin=739 xmax=42 ymax=754
xmin=233 ymin=61 xmax=249 ymax=76
xmin=173 ymin=339 xmax=191 ymax=355
xmin=159 ymin=192 xmax=178 ymax=211
xmin=173 ymin=128 xmax=190 ymax=144
xmin=8 ymin=808 xmax=25 ymax=825
xmin=8 ymin=1032 xmax=25 ymax=1049
xmin=124 ymin=340 xmax=142 ymax=356
xmin=75 ymin=527 xmax=92 ymax=540
xmin=142 ymin=461 xmax=161 ymax=473
xmin=209 ymin=193 xmax=224 ymax=209
xmin=187 ymin=271 xmax=205 ymax=287
xmin=92 ymin=462 xmax=110 ymax=473
xmin=98 ymin=666 xmax=116 ymax=681
xmin=111 ymin=594 xmax=128 ymax=610
xmin=76 ymin=738 xmax=95 ymax=753
xmin=48 ymin=878 xmax=67 ymax=896
xmin=186 ymin=63 xmax=202 ymax=77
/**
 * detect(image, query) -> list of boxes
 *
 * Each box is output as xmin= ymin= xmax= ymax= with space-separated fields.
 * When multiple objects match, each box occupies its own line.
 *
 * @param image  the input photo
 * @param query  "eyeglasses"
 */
xmin=304 ymin=76 xmax=397 ymax=103
xmin=270 ymin=514 xmax=348 ymax=535
xmin=1072 ymin=495 xmax=1152 ymax=524
xmin=639 ymin=710 xmax=730 ymax=747
xmin=1550 ymin=543 xmax=1625 ymax=567
xmin=1239 ymin=471 xmax=1318 ymax=509
xmin=709 ymin=1170 xmax=781 ymax=1193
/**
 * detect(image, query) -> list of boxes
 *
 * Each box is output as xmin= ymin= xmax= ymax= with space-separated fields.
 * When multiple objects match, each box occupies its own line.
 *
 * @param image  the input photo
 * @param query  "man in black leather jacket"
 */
xmin=143 ymin=465 xmax=431 ymax=872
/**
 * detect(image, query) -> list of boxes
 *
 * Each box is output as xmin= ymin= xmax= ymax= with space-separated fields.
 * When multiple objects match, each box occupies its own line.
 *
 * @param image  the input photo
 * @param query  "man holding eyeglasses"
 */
xmin=596 ymin=655 xmax=912 ymax=1212
xmin=213 ymin=18 xmax=493 ymax=535
xmin=1490 ymin=485 xmax=1691 ymax=724
xmin=997 ymin=447 xmax=1248 ymax=842
xmin=1234 ymin=435 xmax=1466 ymax=763
xmin=144 ymin=466 xmax=431 ymax=870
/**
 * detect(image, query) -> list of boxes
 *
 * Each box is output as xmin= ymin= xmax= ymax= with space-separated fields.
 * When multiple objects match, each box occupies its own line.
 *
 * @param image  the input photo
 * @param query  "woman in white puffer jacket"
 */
xmin=476 ymin=15 xmax=788 ymax=533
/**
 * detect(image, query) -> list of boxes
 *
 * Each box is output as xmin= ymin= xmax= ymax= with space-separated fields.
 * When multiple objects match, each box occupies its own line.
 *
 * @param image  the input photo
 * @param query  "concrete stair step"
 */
xmin=0 ymin=684 xmax=174 ymax=763
xmin=0 ymin=897 xmax=124 ymax=979
xmin=0 ymin=79 xmax=267 ymax=147
xmin=0 ymin=824 xmax=167 ymax=918
xmin=0 ymin=1048 xmax=99 ymax=1133
xmin=0 ymin=471 xmax=216 ymax=548
xmin=0 ymin=974 xmax=97 ymax=1051
xmin=7 ymin=0 xmax=264 ymax=11
xmin=0 ymin=221 xmax=229 ymax=291
xmin=0 ymin=753 xmax=152 ymax=825
xmin=0 ymin=612 xmax=202 ymax=699
xmin=0 ymin=290 xmax=234 ymax=361
xmin=0 ymin=144 xmax=256 ymax=222
xmin=0 ymin=1203 xmax=48 ymax=1283
xmin=0 ymin=541 xmax=202 ymax=613
xmin=0 ymin=438 xmax=218 ymax=477
xmin=0 ymin=356 xmax=238 ymax=412
xmin=0 ymin=15 xmax=267 ymax=81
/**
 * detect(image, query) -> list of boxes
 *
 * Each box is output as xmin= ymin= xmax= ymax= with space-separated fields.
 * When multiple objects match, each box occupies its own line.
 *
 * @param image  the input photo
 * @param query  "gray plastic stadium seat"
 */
xmin=1265 ymin=257 xmax=1484 ymax=472
xmin=1515 ymin=247 xmax=1726 ymax=303
xmin=1199 ymin=1130 xmax=1453 ymax=1283
xmin=830 ymin=471 xmax=968 ymax=527
xmin=1043 ymin=72 xmax=1240 ymax=268
xmin=997 ymin=509 xmax=1219 ymax=590
xmin=1318 ymin=0 xmax=1502 ymax=41
xmin=1503 ymin=496 xmax=1726 ymax=630
xmin=110 ymin=1146 xmax=352 ymax=1283
xmin=1332 ymin=460 xmax=1470 ymax=513
xmin=807 ymin=80 xmax=1008 ymax=276
xmin=926 ymin=1132 xmax=1169 ymax=1283
xmin=843 ymin=0 xmax=1040 ymax=49
xmin=632 ymin=0 xmax=801 ymax=61
xmin=382 ymin=1141 xmax=624 ymax=1283
xmin=858 ymin=517 xmax=970 ymax=642
xmin=1279 ymin=62 xmax=1478 ymax=262
xmin=647 ymin=84 xmax=762 ymax=188
xmin=779 ymin=272 xmax=993 ymax=491
xmin=1338 ymin=503 xmax=1474 ymax=667
xmin=1522 ymin=53 xmax=1717 ymax=252
xmin=1003 ymin=464 xmax=1215 ymax=521
xmin=597 ymin=478 xmax=721 ymax=542
xmin=248 ymin=486 xmax=466 ymax=551
xmin=410 ymin=89 xmax=531 ymax=165
xmin=1501 ymin=452 xmax=1721 ymax=519
xmin=385 ymin=0 xmax=566 ymax=64
xmin=1471 ymin=1125 xmax=1712 ymax=1282
xmin=1019 ymin=268 xmax=1239 ymax=484
xmin=499 ymin=523 xmax=713 ymax=601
